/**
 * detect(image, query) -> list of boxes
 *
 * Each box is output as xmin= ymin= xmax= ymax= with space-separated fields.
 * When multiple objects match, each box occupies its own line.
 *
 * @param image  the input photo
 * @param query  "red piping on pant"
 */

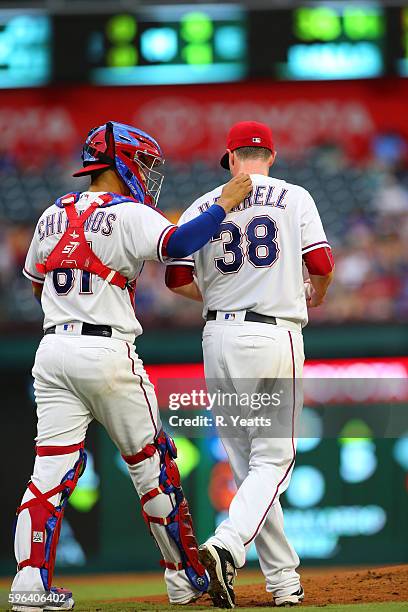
xmin=243 ymin=331 xmax=297 ymax=547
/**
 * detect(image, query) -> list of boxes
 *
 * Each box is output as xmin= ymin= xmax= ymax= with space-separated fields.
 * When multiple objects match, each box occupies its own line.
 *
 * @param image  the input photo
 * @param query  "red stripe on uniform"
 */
xmin=126 ymin=342 xmax=157 ymax=436
xmin=156 ymin=225 xmax=177 ymax=261
xmin=24 ymin=267 xmax=44 ymax=283
xmin=161 ymin=226 xmax=178 ymax=258
xmin=243 ymin=331 xmax=297 ymax=547
xmin=301 ymin=240 xmax=328 ymax=252
xmin=288 ymin=330 xmax=296 ymax=456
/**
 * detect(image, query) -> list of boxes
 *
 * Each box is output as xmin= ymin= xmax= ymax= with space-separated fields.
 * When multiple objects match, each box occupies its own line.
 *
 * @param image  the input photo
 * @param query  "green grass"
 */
xmin=13 ymin=602 xmax=405 ymax=611
xmin=0 ymin=573 xmax=267 ymax=607
xmin=62 ymin=602 xmax=408 ymax=612
xmin=0 ymin=577 xmax=164 ymax=610
xmin=61 ymin=580 xmax=167 ymax=601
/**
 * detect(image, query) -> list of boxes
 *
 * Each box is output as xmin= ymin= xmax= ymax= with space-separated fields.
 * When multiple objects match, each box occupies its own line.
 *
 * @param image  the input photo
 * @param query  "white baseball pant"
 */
xmin=12 ymin=332 xmax=199 ymax=604
xmin=202 ymin=314 xmax=304 ymax=601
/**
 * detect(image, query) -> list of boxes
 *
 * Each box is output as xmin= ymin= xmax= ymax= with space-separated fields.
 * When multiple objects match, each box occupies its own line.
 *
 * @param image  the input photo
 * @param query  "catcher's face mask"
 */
xmin=132 ymin=149 xmax=164 ymax=207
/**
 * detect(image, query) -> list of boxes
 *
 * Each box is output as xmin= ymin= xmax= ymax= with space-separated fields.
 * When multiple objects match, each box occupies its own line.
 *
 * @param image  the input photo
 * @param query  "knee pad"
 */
xmin=15 ymin=442 xmax=86 ymax=590
xmin=123 ymin=431 xmax=209 ymax=593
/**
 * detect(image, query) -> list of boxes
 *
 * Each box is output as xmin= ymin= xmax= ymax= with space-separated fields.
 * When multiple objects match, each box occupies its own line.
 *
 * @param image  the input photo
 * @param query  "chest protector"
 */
xmin=36 ymin=192 xmax=130 ymax=289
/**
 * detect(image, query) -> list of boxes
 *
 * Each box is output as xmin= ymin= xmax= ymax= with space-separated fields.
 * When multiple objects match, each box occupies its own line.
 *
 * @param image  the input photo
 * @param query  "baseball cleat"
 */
xmin=12 ymin=588 xmax=74 ymax=611
xmin=172 ymin=592 xmax=203 ymax=606
xmin=274 ymin=585 xmax=304 ymax=607
xmin=199 ymin=544 xmax=236 ymax=609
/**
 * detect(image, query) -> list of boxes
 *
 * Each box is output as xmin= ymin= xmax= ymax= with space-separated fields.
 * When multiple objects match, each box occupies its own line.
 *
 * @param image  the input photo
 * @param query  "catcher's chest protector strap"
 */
xmin=15 ymin=443 xmax=87 ymax=590
xmin=36 ymin=193 xmax=128 ymax=289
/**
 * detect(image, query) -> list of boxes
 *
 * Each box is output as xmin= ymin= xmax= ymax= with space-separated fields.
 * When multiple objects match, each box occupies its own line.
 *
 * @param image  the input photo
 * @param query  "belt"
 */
xmin=206 ymin=310 xmax=277 ymax=325
xmin=44 ymin=323 xmax=112 ymax=337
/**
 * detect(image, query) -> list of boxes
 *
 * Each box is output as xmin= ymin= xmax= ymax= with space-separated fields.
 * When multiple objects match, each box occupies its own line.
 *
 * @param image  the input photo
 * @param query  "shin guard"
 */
xmin=124 ymin=431 xmax=209 ymax=593
xmin=14 ymin=443 xmax=87 ymax=590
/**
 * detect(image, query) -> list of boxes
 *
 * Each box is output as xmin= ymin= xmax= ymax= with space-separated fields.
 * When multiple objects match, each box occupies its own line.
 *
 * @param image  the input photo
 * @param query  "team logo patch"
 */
xmin=62 ymin=239 xmax=80 ymax=256
xmin=252 ymin=137 xmax=261 ymax=143
xmin=33 ymin=531 xmax=44 ymax=543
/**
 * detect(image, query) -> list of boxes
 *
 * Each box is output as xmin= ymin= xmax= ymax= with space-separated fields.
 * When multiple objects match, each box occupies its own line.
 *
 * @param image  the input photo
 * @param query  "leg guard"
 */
xmin=123 ymin=431 xmax=209 ymax=593
xmin=14 ymin=442 xmax=86 ymax=591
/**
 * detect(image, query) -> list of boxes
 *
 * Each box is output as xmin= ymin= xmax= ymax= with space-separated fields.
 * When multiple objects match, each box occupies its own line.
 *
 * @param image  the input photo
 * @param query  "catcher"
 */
xmin=11 ymin=121 xmax=251 ymax=611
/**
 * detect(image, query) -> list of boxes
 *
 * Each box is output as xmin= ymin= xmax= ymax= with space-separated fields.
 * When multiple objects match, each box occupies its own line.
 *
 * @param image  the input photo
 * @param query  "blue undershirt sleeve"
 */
xmin=166 ymin=204 xmax=226 ymax=259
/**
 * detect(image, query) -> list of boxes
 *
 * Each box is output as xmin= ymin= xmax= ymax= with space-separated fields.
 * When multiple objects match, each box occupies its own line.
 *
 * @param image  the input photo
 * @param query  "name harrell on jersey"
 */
xmin=173 ymin=174 xmax=330 ymax=327
xmin=23 ymin=191 xmax=176 ymax=338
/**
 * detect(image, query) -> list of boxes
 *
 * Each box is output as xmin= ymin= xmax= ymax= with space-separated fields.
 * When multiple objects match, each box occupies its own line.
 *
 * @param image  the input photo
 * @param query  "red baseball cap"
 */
xmin=220 ymin=121 xmax=274 ymax=170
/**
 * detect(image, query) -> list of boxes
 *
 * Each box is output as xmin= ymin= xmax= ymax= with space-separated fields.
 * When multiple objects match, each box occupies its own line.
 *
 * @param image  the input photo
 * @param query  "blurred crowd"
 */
xmin=1 ymin=131 xmax=408 ymax=331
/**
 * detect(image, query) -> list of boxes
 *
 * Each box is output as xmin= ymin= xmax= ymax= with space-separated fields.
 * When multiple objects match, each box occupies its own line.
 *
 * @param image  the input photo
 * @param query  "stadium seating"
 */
xmin=1 ymin=146 xmax=407 ymax=327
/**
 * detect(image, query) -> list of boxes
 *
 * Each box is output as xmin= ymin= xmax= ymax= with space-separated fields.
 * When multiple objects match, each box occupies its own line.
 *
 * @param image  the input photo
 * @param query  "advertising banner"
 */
xmin=1 ymin=79 xmax=407 ymax=164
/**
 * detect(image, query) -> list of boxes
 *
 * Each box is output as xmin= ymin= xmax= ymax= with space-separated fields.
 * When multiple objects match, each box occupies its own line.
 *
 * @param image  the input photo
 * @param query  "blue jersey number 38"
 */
xmin=211 ymin=215 xmax=279 ymax=274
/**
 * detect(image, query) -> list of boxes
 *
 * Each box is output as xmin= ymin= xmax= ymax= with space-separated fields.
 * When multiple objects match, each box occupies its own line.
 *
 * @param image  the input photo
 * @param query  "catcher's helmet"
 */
xmin=73 ymin=121 xmax=164 ymax=206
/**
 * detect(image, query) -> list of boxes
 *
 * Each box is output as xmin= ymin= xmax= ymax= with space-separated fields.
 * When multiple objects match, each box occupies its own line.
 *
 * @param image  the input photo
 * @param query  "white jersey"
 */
xmin=23 ymin=191 xmax=175 ymax=338
xmin=174 ymin=174 xmax=330 ymax=327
